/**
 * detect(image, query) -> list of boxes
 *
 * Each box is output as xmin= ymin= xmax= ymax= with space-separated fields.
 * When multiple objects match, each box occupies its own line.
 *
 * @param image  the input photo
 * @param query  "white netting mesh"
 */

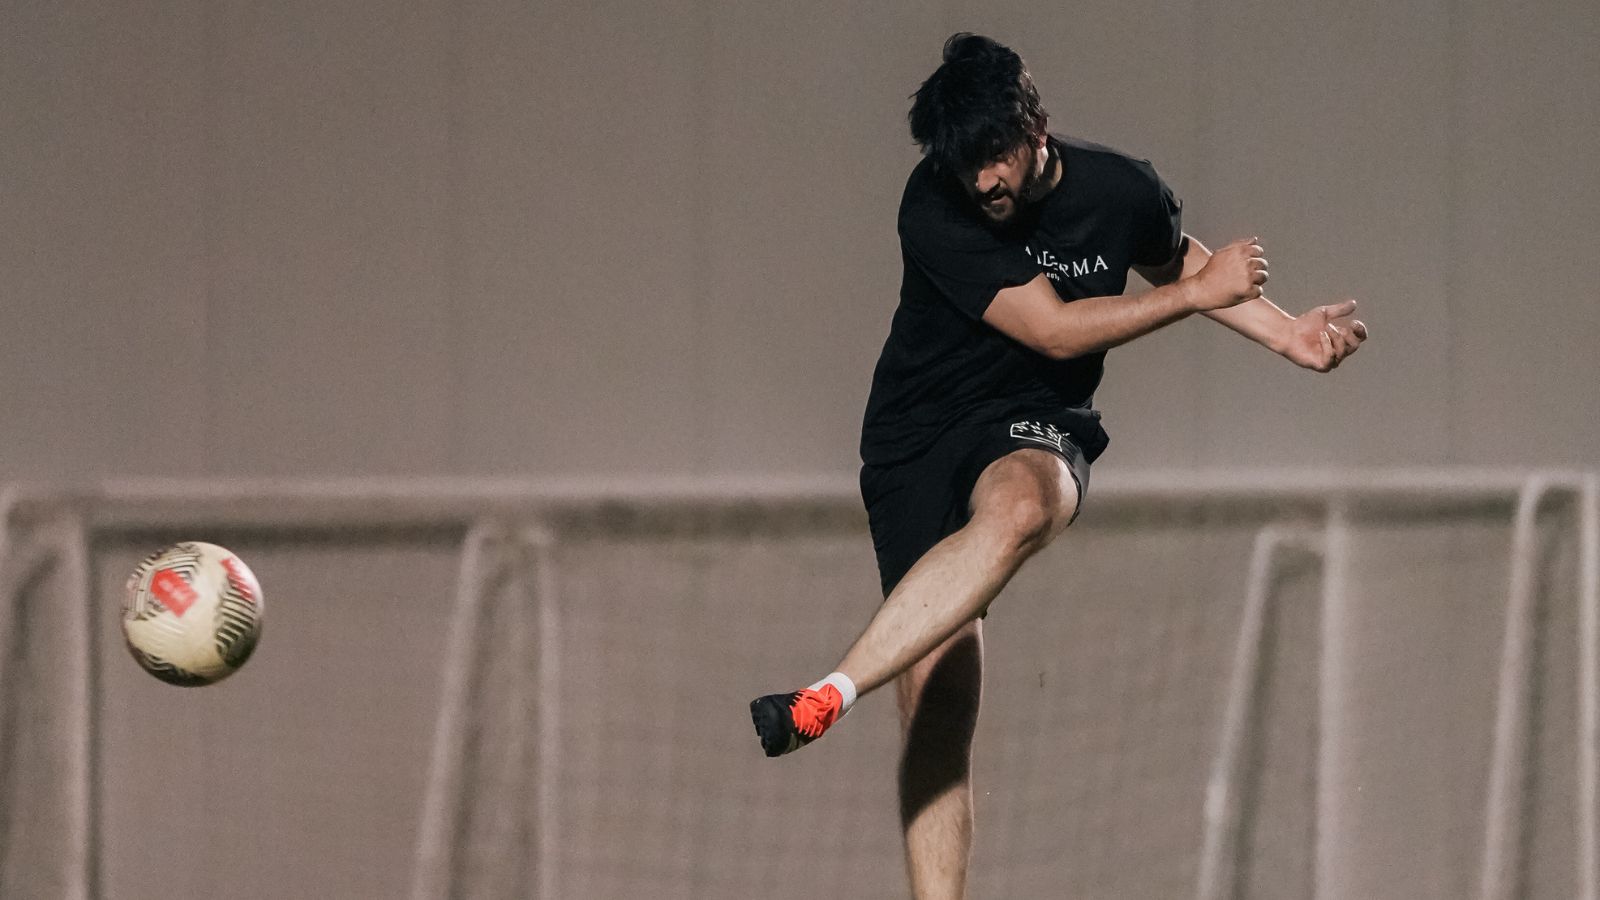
xmin=0 ymin=478 xmax=1593 ymax=900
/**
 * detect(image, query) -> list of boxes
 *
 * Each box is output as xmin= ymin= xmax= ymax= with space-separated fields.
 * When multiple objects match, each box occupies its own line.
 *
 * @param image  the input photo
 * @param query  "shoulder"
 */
xmin=1052 ymin=134 xmax=1166 ymax=194
xmin=896 ymin=156 xmax=1007 ymax=251
xmin=897 ymin=156 xmax=959 ymax=228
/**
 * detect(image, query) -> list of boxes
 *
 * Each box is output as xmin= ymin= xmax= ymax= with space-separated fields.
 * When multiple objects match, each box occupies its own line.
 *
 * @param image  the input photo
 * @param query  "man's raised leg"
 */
xmin=750 ymin=448 xmax=1076 ymax=756
xmin=839 ymin=448 xmax=1074 ymax=694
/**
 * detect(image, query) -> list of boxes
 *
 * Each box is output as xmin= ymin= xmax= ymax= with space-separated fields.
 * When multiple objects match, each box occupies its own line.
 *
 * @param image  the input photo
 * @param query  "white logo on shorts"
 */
xmin=1010 ymin=421 xmax=1073 ymax=453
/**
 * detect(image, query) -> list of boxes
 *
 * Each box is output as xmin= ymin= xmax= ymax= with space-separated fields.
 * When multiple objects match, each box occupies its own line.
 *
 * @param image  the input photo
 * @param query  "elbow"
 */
xmin=1041 ymin=340 xmax=1089 ymax=361
xmin=1039 ymin=316 xmax=1101 ymax=360
xmin=1039 ymin=325 xmax=1095 ymax=359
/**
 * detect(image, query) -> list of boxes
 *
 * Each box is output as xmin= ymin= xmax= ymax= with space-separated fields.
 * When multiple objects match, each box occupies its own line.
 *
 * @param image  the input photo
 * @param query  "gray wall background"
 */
xmin=4 ymin=0 xmax=1596 ymax=482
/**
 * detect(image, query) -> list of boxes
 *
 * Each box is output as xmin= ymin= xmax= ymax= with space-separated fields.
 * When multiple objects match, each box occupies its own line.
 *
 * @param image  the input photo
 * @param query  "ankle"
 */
xmin=809 ymin=671 xmax=858 ymax=714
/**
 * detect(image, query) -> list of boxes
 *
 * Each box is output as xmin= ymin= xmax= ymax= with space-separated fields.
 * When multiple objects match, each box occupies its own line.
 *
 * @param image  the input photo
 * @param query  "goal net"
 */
xmin=0 ymin=473 xmax=1593 ymax=900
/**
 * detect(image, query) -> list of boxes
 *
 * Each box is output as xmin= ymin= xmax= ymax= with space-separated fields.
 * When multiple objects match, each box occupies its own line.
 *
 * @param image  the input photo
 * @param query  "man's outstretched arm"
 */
xmin=1134 ymin=234 xmax=1368 ymax=371
xmin=981 ymin=237 xmax=1267 ymax=360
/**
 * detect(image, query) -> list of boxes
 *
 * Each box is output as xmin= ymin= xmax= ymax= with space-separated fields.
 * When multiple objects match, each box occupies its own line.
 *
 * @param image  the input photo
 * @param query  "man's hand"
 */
xmin=1188 ymin=238 xmax=1268 ymax=311
xmin=1279 ymin=299 xmax=1368 ymax=371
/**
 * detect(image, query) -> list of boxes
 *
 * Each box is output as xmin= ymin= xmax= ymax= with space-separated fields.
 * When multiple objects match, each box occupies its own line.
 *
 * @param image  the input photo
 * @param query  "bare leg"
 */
xmin=835 ymin=448 xmax=1076 ymax=695
xmin=750 ymin=449 xmax=1076 ymax=890
xmin=898 ymin=620 xmax=983 ymax=900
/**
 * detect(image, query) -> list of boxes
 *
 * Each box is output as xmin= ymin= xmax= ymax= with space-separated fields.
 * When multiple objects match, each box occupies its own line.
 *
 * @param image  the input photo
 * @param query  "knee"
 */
xmin=991 ymin=497 xmax=1055 ymax=557
xmin=972 ymin=461 xmax=1073 ymax=558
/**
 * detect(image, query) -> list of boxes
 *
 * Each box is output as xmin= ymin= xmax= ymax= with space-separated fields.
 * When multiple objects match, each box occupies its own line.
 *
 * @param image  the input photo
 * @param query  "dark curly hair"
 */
xmin=908 ymin=33 xmax=1049 ymax=176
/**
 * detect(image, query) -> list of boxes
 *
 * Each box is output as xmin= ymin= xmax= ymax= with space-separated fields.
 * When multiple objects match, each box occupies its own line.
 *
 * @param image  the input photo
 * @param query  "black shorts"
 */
xmin=859 ymin=410 xmax=1102 ymax=598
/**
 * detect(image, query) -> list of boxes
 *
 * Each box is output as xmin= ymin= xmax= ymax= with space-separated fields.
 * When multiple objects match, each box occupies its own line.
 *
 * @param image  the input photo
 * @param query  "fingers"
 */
xmin=1320 ymin=318 xmax=1366 ymax=369
xmin=1323 ymin=299 xmax=1358 ymax=320
xmin=1338 ymin=320 xmax=1365 ymax=357
xmin=1307 ymin=298 xmax=1366 ymax=372
xmin=1339 ymin=318 xmax=1363 ymax=347
xmin=1224 ymin=237 xmax=1264 ymax=257
xmin=1244 ymin=238 xmax=1267 ymax=297
xmin=1325 ymin=321 xmax=1349 ymax=363
xmin=1204 ymin=236 xmax=1269 ymax=305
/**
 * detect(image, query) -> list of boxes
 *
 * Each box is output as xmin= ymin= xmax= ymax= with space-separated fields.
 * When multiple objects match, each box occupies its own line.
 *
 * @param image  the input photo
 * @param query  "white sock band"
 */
xmin=809 ymin=672 xmax=858 ymax=713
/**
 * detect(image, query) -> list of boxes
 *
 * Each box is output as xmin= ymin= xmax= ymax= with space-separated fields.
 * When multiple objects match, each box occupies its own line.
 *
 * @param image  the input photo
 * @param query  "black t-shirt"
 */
xmin=859 ymin=134 xmax=1184 ymax=466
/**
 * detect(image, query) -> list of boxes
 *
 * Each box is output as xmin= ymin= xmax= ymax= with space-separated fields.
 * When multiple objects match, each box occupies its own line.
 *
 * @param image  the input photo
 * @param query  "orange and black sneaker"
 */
xmin=750 ymin=685 xmax=844 ymax=757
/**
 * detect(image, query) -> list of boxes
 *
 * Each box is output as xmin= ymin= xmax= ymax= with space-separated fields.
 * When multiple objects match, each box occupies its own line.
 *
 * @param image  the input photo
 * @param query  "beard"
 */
xmin=976 ymin=142 xmax=1049 ymax=225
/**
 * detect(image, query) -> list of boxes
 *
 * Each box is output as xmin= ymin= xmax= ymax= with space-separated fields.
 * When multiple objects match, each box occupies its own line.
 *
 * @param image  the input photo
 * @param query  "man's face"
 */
xmin=963 ymin=136 xmax=1048 ymax=225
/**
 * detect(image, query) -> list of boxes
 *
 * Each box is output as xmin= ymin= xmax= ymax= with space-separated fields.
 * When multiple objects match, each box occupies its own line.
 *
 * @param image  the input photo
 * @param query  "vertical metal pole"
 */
xmin=0 ymin=485 xmax=17 ymax=602
xmin=0 ymin=486 xmax=20 ymax=740
xmin=1479 ymin=477 xmax=1552 ymax=900
xmin=525 ymin=526 xmax=562 ymax=900
xmin=1316 ymin=501 xmax=1351 ymax=900
xmin=1578 ymin=475 xmax=1599 ymax=900
xmin=411 ymin=522 xmax=499 ymax=900
xmin=1198 ymin=527 xmax=1312 ymax=900
xmin=0 ymin=541 xmax=59 ymax=844
xmin=59 ymin=517 xmax=96 ymax=900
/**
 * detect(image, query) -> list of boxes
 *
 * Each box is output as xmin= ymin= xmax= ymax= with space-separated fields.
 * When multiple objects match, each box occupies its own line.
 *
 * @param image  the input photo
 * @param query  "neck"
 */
xmin=1037 ymin=140 xmax=1063 ymax=195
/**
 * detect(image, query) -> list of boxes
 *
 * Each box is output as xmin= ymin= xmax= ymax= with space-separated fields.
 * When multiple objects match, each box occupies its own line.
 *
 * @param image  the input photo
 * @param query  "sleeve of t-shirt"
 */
xmin=1129 ymin=159 xmax=1185 ymax=267
xmin=898 ymin=200 xmax=1040 ymax=321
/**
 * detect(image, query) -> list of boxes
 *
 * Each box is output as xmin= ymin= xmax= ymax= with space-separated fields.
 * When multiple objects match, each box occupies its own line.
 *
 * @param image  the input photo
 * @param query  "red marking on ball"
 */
xmin=221 ymin=556 xmax=255 ymax=603
xmin=150 ymin=568 xmax=198 ymax=616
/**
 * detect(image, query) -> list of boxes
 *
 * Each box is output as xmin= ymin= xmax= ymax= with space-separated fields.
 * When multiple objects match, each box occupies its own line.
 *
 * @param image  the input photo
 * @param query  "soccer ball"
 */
xmin=122 ymin=542 xmax=264 ymax=686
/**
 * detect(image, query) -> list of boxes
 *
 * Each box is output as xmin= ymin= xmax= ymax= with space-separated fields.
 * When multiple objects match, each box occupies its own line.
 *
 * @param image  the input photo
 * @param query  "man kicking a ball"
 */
xmin=750 ymin=32 xmax=1366 ymax=898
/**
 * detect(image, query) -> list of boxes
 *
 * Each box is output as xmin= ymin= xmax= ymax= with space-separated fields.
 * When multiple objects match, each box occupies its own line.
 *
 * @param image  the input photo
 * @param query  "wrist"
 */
xmin=1264 ymin=308 xmax=1295 ymax=356
xmin=1175 ymin=274 xmax=1212 ymax=313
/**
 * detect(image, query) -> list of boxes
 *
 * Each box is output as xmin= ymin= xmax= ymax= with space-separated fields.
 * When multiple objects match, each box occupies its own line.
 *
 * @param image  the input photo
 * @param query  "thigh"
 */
xmin=968 ymin=448 xmax=1077 ymax=540
xmin=959 ymin=415 xmax=1092 ymax=530
xmin=861 ymin=413 xmax=1095 ymax=598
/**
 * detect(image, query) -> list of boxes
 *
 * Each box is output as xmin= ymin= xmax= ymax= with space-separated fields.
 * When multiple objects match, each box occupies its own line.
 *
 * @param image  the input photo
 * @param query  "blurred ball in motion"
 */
xmin=122 ymin=541 xmax=263 ymax=686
